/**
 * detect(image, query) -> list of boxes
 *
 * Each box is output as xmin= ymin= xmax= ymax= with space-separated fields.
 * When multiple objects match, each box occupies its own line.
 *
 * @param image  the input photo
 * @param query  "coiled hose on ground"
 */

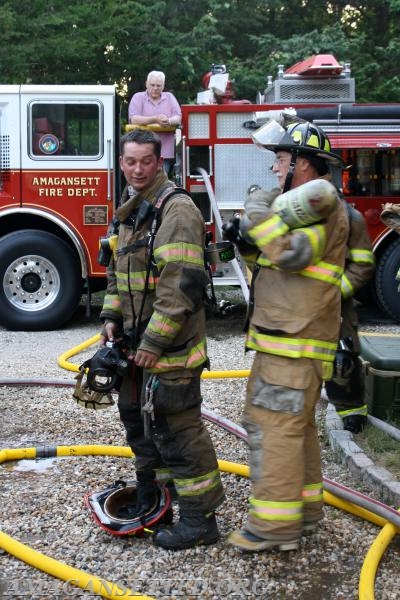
xmin=0 ymin=334 xmax=399 ymax=600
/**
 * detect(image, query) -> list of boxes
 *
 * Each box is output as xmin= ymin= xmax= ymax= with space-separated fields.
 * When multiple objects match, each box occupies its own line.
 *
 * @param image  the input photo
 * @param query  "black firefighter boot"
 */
xmin=343 ymin=414 xmax=367 ymax=434
xmin=153 ymin=510 xmax=219 ymax=550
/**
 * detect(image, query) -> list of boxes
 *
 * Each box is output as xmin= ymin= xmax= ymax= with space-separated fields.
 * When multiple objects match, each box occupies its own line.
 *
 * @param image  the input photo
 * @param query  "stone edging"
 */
xmin=324 ymin=402 xmax=400 ymax=507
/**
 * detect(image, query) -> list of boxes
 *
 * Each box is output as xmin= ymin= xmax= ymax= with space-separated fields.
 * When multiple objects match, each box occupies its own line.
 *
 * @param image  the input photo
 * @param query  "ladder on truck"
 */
xmin=196 ymin=167 xmax=250 ymax=304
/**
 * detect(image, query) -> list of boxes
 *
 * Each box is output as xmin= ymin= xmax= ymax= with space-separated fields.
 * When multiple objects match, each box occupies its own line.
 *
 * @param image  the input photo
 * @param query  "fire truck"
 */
xmin=1 ymin=55 xmax=400 ymax=330
xmin=0 ymin=84 xmax=117 ymax=330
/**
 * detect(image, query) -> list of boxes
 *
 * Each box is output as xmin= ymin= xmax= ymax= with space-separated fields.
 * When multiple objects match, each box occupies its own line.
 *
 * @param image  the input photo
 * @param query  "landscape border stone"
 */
xmin=325 ymin=401 xmax=400 ymax=507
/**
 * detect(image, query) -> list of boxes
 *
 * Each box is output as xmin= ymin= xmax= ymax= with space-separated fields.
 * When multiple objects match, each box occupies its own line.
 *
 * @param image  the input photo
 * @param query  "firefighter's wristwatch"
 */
xmin=247 ymin=184 xmax=261 ymax=195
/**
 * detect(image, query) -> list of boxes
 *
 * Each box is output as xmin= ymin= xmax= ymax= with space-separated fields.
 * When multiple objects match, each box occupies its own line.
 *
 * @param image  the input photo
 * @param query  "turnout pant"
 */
xmin=244 ymin=353 xmax=325 ymax=541
xmin=117 ymin=366 xmax=225 ymax=514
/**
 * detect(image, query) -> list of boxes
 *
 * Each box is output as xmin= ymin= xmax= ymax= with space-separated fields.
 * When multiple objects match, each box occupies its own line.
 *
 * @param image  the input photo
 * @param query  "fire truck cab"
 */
xmin=0 ymin=85 xmax=117 ymax=330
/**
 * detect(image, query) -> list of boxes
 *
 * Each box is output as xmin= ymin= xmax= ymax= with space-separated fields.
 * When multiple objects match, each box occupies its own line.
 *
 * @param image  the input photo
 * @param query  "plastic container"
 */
xmin=360 ymin=335 xmax=400 ymax=420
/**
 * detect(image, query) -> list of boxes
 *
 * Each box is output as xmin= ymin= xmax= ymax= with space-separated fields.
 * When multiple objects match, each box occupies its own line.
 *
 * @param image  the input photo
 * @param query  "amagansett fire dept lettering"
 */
xmin=31 ymin=176 xmax=101 ymax=197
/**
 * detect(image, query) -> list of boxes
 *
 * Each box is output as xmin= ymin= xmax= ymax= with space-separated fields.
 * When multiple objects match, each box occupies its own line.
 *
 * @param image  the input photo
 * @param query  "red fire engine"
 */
xmin=1 ymin=56 xmax=400 ymax=330
xmin=0 ymin=84 xmax=118 ymax=330
xmin=179 ymin=56 xmax=400 ymax=321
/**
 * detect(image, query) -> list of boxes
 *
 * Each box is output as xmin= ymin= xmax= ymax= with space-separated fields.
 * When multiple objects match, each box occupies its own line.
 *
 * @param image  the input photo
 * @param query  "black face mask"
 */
xmin=83 ymin=343 xmax=131 ymax=393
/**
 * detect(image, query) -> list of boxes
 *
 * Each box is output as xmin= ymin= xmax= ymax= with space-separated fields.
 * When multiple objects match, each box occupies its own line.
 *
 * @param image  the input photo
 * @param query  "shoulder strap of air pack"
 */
xmin=135 ymin=186 xmax=194 ymax=345
xmin=116 ymin=187 xmax=191 ymax=257
xmin=149 ymin=185 xmax=193 ymax=254
xmin=146 ymin=186 xmax=193 ymax=252
xmin=153 ymin=186 xmax=191 ymax=223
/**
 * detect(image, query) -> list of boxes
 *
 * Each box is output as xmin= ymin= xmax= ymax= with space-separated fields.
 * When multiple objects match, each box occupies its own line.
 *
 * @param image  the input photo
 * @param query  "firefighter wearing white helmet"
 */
xmin=256 ymin=119 xmax=375 ymax=435
xmin=226 ymin=118 xmax=350 ymax=552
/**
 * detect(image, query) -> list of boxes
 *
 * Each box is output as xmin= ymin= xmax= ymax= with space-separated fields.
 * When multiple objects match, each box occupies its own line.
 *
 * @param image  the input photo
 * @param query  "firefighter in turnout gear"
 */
xmin=325 ymin=204 xmax=375 ymax=433
xmin=225 ymin=119 xmax=349 ymax=552
xmin=100 ymin=129 xmax=225 ymax=550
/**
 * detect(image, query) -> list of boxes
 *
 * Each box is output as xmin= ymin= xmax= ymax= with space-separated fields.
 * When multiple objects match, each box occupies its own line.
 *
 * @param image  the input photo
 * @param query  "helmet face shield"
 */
xmin=252 ymin=118 xmax=345 ymax=168
xmin=252 ymin=120 xmax=294 ymax=151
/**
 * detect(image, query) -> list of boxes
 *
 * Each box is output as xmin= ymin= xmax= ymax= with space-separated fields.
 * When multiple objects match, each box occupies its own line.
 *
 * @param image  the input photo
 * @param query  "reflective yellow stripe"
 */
xmin=116 ymin=270 xmax=158 ymax=291
xmin=154 ymin=242 xmax=204 ymax=269
xmin=246 ymin=325 xmax=337 ymax=361
xmin=256 ymin=256 xmax=274 ymax=267
xmin=148 ymin=310 xmax=182 ymax=340
xmin=349 ymin=248 xmax=375 ymax=264
xmin=155 ymin=468 xmax=173 ymax=483
xmin=300 ymin=261 xmax=343 ymax=287
xmin=322 ymin=361 xmax=333 ymax=381
xmin=249 ymin=497 xmax=303 ymax=522
xmin=102 ymin=294 xmax=122 ymax=314
xmin=254 ymin=223 xmax=326 ymax=265
xmin=175 ymin=469 xmax=221 ymax=497
xmin=249 ymin=214 xmax=289 ymax=246
xmin=256 ymin=256 xmax=342 ymax=288
xmin=149 ymin=339 xmax=207 ymax=373
xmin=302 ymin=482 xmax=323 ymax=503
xmin=337 ymin=404 xmax=368 ymax=418
xmin=341 ymin=273 xmax=354 ymax=298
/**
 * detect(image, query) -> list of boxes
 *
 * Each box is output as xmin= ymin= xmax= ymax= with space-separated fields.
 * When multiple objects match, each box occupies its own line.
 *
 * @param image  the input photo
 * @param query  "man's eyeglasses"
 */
xmin=273 ymin=156 xmax=291 ymax=166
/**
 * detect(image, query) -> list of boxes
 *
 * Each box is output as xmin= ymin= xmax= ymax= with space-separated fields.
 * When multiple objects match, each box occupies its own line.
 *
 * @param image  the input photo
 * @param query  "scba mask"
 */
xmin=72 ymin=341 xmax=132 ymax=409
xmin=84 ymin=480 xmax=172 ymax=536
xmin=82 ymin=341 xmax=132 ymax=394
xmin=72 ymin=368 xmax=115 ymax=410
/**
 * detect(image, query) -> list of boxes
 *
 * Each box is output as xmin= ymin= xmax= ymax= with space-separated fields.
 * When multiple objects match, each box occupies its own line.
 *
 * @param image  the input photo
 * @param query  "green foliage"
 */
xmin=0 ymin=0 xmax=399 ymax=104
xmin=357 ymin=424 xmax=400 ymax=479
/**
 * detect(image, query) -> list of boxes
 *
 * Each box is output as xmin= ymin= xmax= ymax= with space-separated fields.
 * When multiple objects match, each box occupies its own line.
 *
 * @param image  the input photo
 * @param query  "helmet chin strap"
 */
xmin=282 ymin=149 xmax=299 ymax=193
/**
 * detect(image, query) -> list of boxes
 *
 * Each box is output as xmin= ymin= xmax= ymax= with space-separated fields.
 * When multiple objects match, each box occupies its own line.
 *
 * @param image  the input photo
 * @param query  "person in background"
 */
xmin=100 ymin=129 xmax=224 ymax=550
xmin=324 ymin=200 xmax=375 ymax=433
xmin=128 ymin=71 xmax=181 ymax=176
xmin=223 ymin=118 xmax=349 ymax=552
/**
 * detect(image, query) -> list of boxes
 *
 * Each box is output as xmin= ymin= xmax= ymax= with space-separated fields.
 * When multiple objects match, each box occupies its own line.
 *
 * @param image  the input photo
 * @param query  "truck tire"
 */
xmin=0 ymin=230 xmax=82 ymax=331
xmin=375 ymin=237 xmax=400 ymax=322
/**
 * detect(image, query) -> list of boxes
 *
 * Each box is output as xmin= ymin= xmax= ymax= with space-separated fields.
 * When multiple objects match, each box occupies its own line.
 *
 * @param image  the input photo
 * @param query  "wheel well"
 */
xmin=373 ymin=231 xmax=400 ymax=265
xmin=0 ymin=213 xmax=85 ymax=277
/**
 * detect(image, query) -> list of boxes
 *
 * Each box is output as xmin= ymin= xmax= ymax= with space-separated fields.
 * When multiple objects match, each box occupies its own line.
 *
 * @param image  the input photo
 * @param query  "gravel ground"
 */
xmin=1 ymin=294 xmax=400 ymax=600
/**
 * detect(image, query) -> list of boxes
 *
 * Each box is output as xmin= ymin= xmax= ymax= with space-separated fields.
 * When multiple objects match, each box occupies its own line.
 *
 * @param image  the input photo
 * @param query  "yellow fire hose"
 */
xmin=56 ymin=330 xmax=396 ymax=375
xmin=359 ymin=517 xmax=399 ymax=600
xmin=0 ymin=335 xmax=395 ymax=599
xmin=1 ymin=444 xmax=398 ymax=600
xmin=57 ymin=332 xmax=251 ymax=379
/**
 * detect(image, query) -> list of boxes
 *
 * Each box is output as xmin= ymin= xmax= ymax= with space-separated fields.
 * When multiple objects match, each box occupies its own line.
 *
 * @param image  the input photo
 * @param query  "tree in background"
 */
xmin=0 ymin=0 xmax=398 ymax=104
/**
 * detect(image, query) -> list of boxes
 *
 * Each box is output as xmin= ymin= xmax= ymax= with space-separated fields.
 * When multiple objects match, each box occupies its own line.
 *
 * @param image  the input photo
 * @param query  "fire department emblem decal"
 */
xmin=39 ymin=133 xmax=60 ymax=154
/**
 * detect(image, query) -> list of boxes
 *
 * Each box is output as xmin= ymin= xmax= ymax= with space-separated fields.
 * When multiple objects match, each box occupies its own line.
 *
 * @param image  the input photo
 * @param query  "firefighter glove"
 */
xmin=244 ymin=187 xmax=280 ymax=222
xmin=222 ymin=216 xmax=256 ymax=253
xmin=276 ymin=232 xmax=312 ymax=270
xmin=222 ymin=215 xmax=241 ymax=243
